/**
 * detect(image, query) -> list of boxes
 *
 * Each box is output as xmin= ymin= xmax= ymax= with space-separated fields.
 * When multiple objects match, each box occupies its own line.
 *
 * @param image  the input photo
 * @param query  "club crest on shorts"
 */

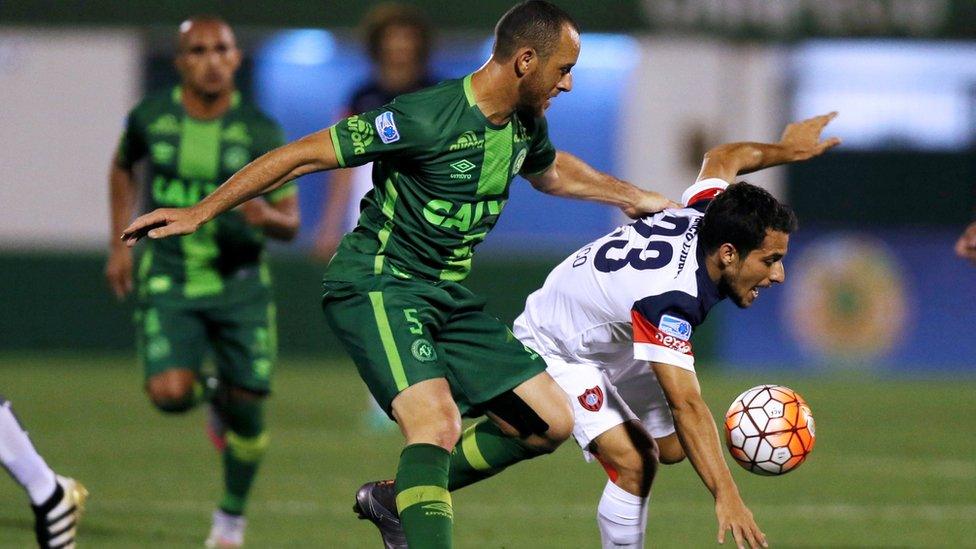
xmin=411 ymin=338 xmax=437 ymax=363
xmin=577 ymin=386 xmax=604 ymax=412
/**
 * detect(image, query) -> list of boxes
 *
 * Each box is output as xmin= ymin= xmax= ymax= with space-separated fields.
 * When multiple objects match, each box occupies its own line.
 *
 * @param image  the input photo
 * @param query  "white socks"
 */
xmin=0 ymin=399 xmax=57 ymax=505
xmin=597 ymin=479 xmax=649 ymax=549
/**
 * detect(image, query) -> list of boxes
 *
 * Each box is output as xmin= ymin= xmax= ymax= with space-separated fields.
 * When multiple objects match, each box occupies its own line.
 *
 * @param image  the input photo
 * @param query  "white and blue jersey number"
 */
xmin=591 ymin=215 xmax=690 ymax=273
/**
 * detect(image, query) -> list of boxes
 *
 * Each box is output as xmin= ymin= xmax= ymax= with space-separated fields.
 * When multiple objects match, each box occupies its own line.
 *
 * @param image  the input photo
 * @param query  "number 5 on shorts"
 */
xmin=403 ymin=308 xmax=423 ymax=335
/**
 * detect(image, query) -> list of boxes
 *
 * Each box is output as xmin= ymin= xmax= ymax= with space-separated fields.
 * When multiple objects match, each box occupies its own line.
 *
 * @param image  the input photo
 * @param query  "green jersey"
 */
xmin=117 ymin=87 xmax=296 ymax=301
xmin=325 ymin=74 xmax=556 ymax=283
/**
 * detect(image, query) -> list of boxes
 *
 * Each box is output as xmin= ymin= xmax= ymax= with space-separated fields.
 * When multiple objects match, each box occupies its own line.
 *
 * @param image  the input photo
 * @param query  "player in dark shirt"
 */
xmin=313 ymin=3 xmax=437 ymax=260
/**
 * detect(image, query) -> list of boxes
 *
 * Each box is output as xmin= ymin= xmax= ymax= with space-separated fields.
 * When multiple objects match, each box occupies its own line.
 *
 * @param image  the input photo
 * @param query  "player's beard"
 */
xmin=517 ymin=74 xmax=551 ymax=117
xmin=718 ymin=275 xmax=748 ymax=309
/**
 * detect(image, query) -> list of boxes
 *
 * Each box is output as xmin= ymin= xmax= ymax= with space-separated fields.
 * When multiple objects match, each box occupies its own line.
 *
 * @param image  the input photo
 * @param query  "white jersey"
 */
xmin=513 ymin=178 xmax=729 ymax=372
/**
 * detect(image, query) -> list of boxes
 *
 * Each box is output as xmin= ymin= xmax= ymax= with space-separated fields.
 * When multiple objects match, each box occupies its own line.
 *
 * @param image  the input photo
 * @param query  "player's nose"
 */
xmin=770 ymin=262 xmax=785 ymax=284
xmin=558 ymin=73 xmax=572 ymax=93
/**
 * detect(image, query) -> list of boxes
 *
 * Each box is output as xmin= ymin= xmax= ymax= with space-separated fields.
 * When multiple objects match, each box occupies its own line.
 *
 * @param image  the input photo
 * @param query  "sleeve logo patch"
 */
xmin=375 ymin=111 xmax=400 ymax=144
xmin=659 ymin=314 xmax=692 ymax=341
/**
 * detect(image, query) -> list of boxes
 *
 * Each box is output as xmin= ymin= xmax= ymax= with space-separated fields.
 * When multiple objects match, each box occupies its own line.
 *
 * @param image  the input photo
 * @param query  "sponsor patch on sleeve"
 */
xmin=375 ymin=111 xmax=400 ymax=144
xmin=632 ymin=310 xmax=694 ymax=356
xmin=659 ymin=314 xmax=692 ymax=341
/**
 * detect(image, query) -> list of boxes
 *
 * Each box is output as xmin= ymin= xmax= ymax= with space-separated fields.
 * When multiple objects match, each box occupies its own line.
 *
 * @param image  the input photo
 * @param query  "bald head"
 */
xmin=178 ymin=17 xmax=236 ymax=52
xmin=175 ymin=16 xmax=241 ymax=99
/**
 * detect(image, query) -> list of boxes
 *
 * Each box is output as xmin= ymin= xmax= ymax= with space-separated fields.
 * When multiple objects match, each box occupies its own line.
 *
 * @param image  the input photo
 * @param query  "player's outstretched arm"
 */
xmin=525 ymin=151 xmax=679 ymax=218
xmin=651 ymin=362 xmax=768 ymax=549
xmin=121 ymin=129 xmax=338 ymax=246
xmin=697 ymin=112 xmax=841 ymax=184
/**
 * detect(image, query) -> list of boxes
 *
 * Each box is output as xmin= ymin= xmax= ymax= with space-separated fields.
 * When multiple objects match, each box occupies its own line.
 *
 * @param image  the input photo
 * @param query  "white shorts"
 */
xmin=543 ymin=355 xmax=676 ymax=461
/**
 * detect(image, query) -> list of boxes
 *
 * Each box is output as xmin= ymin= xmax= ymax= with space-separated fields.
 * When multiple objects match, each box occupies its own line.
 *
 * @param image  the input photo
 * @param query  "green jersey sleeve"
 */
xmin=328 ymin=101 xmax=436 ymax=169
xmin=254 ymin=121 xmax=297 ymax=203
xmin=115 ymin=108 xmax=147 ymax=169
xmin=519 ymin=115 xmax=557 ymax=176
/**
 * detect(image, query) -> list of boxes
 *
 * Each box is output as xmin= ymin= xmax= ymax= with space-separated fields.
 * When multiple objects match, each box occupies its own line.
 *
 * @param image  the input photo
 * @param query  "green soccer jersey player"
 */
xmin=106 ymin=17 xmax=298 ymax=548
xmin=122 ymin=3 xmax=675 ymax=547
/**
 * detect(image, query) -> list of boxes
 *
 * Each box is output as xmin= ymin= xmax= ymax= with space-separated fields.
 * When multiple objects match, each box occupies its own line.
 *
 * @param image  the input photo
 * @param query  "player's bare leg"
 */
xmin=655 ymin=432 xmax=686 ymax=464
xmin=589 ymin=420 xmax=660 ymax=549
xmin=356 ymin=373 xmax=573 ymax=548
xmin=448 ymin=371 xmax=573 ymax=491
xmin=145 ymin=368 xmax=199 ymax=413
xmin=389 ymin=378 xmax=460 ymax=549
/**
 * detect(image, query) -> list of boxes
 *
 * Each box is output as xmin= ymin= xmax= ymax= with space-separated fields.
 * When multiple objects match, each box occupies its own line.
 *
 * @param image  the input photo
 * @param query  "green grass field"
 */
xmin=1 ymin=353 xmax=974 ymax=548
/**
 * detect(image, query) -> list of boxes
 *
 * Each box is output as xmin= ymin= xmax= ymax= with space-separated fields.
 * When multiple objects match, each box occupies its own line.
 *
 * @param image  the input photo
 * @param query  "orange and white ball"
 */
xmin=724 ymin=385 xmax=816 ymax=476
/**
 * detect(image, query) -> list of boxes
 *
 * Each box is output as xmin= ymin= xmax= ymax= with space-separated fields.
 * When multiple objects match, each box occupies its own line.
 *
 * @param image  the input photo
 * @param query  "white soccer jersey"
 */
xmin=513 ymin=178 xmax=730 ymax=373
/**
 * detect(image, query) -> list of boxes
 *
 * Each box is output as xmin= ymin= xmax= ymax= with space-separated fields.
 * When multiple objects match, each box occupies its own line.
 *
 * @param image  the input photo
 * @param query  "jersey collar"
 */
xmin=171 ymin=86 xmax=241 ymax=112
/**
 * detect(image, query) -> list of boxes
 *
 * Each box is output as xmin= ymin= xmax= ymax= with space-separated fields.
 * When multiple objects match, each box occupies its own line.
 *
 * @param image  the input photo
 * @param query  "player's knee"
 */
xmin=656 ymin=434 xmax=686 ymax=464
xmin=540 ymin=409 xmax=574 ymax=449
xmin=396 ymin=398 xmax=462 ymax=449
xmin=424 ymin=414 xmax=463 ymax=449
xmin=146 ymin=371 xmax=197 ymax=413
xmin=619 ymin=445 xmax=659 ymax=479
xmin=658 ymin=445 xmax=686 ymax=464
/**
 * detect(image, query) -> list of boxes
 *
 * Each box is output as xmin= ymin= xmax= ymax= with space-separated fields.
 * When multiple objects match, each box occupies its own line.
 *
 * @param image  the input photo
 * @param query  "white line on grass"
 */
xmin=88 ymin=500 xmax=976 ymax=522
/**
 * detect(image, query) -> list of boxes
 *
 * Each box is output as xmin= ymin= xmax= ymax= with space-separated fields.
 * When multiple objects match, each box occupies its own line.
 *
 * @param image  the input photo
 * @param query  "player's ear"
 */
xmin=228 ymin=46 xmax=242 ymax=71
xmin=514 ymin=47 xmax=536 ymax=77
xmin=719 ymin=243 xmax=737 ymax=267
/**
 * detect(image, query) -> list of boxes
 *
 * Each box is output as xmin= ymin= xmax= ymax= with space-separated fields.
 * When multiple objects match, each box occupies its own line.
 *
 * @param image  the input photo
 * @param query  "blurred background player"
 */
xmin=1 ymin=395 xmax=87 ymax=548
xmin=311 ymin=2 xmax=437 ymax=432
xmin=955 ymin=221 xmax=976 ymax=264
xmin=105 ymin=16 xmax=299 ymax=548
xmin=313 ymin=2 xmax=436 ymax=260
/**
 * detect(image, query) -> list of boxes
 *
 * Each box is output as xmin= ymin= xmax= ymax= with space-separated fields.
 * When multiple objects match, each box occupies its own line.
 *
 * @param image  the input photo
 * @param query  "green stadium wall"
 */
xmin=0 ymin=252 xmax=721 ymax=361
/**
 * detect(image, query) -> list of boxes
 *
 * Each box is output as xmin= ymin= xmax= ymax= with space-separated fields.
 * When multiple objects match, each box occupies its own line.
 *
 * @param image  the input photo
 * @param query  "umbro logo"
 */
xmin=449 ymin=159 xmax=476 ymax=180
xmin=450 ymin=159 xmax=476 ymax=173
xmin=449 ymin=131 xmax=484 ymax=151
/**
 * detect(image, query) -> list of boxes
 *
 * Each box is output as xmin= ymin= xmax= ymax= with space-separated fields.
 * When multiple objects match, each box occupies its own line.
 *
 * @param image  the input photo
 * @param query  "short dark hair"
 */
xmin=362 ymin=3 xmax=432 ymax=63
xmin=698 ymin=182 xmax=798 ymax=257
xmin=493 ymin=1 xmax=580 ymax=59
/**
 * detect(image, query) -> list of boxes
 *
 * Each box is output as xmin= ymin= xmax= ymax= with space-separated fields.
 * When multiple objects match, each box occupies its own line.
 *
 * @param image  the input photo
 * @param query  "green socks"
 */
xmin=448 ymin=420 xmax=542 ymax=491
xmin=218 ymin=396 xmax=268 ymax=516
xmin=396 ymin=444 xmax=453 ymax=549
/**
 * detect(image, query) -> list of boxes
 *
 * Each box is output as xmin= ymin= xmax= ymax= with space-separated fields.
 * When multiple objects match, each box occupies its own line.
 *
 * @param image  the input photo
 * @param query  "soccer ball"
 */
xmin=724 ymin=385 xmax=815 ymax=476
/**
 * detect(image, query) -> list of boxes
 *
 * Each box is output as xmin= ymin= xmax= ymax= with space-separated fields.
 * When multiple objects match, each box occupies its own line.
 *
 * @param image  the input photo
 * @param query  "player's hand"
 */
xmin=622 ymin=190 xmax=680 ymax=219
xmin=237 ymin=199 xmax=271 ymax=228
xmin=105 ymin=246 xmax=133 ymax=300
xmin=715 ymin=494 xmax=767 ymax=549
xmin=121 ymin=207 xmax=205 ymax=247
xmin=955 ymin=221 xmax=976 ymax=264
xmin=779 ymin=112 xmax=842 ymax=162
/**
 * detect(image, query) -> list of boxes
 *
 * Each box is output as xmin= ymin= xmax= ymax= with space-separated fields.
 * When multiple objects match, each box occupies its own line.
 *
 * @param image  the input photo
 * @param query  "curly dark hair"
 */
xmin=698 ymin=182 xmax=798 ymax=257
xmin=362 ymin=3 xmax=432 ymax=64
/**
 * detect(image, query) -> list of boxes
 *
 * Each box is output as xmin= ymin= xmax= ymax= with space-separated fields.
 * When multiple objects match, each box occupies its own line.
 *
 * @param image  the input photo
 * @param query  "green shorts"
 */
xmin=322 ymin=275 xmax=545 ymax=416
xmin=135 ymin=283 xmax=277 ymax=394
